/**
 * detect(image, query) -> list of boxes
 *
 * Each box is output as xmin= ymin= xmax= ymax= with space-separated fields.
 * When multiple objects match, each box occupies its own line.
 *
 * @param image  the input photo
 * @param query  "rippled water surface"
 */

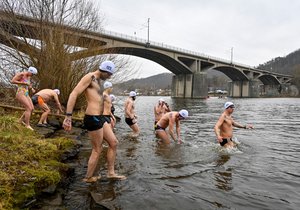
xmin=63 ymin=97 xmax=300 ymax=210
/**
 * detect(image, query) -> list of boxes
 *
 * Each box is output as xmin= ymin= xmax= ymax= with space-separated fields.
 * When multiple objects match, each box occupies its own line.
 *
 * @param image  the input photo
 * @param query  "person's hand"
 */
xmin=132 ymin=118 xmax=137 ymax=124
xmin=63 ymin=117 xmax=72 ymax=131
xmin=177 ymin=138 xmax=183 ymax=144
xmin=217 ymin=136 xmax=223 ymax=143
xmin=31 ymin=88 xmax=36 ymax=94
xmin=246 ymin=124 xmax=254 ymax=129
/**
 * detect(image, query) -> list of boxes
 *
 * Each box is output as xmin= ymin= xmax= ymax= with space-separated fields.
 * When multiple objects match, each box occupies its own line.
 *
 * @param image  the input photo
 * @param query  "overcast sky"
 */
xmin=94 ymin=0 xmax=300 ymax=78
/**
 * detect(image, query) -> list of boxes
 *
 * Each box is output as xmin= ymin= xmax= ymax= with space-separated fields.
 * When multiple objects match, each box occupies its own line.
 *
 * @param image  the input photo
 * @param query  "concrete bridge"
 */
xmin=0 ymin=11 xmax=293 ymax=98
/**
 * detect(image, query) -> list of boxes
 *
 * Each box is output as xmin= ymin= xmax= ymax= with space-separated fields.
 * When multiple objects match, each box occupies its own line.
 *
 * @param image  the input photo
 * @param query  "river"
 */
xmin=60 ymin=97 xmax=300 ymax=210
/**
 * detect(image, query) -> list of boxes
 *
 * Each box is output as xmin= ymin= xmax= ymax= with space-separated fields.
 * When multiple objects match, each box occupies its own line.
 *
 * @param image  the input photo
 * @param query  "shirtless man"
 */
xmin=31 ymin=88 xmax=63 ymax=126
xmin=154 ymin=98 xmax=171 ymax=125
xmin=102 ymin=81 xmax=125 ymax=180
xmin=155 ymin=110 xmax=189 ymax=144
xmin=214 ymin=102 xmax=253 ymax=148
xmin=63 ymin=60 xmax=117 ymax=183
xmin=124 ymin=91 xmax=139 ymax=136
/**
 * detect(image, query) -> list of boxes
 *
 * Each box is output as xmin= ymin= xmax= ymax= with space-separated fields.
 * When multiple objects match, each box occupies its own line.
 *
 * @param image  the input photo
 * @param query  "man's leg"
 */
xmin=38 ymin=103 xmax=50 ymax=125
xmin=84 ymin=128 xmax=103 ymax=182
xmin=130 ymin=123 xmax=140 ymax=135
xmin=156 ymin=130 xmax=171 ymax=144
xmin=103 ymin=122 xmax=126 ymax=180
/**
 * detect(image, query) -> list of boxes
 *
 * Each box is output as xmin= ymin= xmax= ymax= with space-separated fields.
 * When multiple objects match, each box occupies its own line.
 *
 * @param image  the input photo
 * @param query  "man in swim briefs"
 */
xmin=101 ymin=81 xmax=126 ymax=180
xmin=31 ymin=88 xmax=63 ymax=127
xmin=63 ymin=60 xmax=124 ymax=183
xmin=155 ymin=110 xmax=188 ymax=144
xmin=214 ymin=102 xmax=253 ymax=148
xmin=154 ymin=98 xmax=171 ymax=126
xmin=124 ymin=91 xmax=139 ymax=136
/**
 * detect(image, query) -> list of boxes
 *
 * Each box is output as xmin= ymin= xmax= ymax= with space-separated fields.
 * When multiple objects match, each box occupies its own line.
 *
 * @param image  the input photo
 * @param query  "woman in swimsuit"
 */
xmin=11 ymin=66 xmax=38 ymax=130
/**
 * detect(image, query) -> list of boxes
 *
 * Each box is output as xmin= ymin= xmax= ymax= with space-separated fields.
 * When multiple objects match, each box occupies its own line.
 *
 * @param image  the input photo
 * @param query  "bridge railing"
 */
xmin=101 ymin=29 xmax=255 ymax=69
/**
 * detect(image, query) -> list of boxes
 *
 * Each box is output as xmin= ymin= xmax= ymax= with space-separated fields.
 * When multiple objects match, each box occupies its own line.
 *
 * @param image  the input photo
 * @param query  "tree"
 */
xmin=0 ymin=0 xmax=137 ymax=107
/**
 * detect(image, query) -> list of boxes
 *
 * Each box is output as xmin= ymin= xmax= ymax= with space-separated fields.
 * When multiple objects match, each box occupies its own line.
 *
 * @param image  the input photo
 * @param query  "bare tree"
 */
xmin=0 ymin=0 xmax=138 ymax=108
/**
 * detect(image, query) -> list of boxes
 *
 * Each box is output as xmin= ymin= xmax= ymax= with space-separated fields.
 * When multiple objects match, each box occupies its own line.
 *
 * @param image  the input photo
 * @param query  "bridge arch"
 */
xmin=212 ymin=66 xmax=249 ymax=81
xmin=258 ymin=75 xmax=280 ymax=85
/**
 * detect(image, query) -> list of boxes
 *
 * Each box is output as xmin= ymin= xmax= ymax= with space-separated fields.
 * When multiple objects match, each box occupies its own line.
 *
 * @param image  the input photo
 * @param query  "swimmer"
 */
xmin=31 ymin=88 xmax=63 ymax=127
xmin=124 ymin=91 xmax=139 ymax=136
xmin=11 ymin=66 xmax=38 ymax=130
xmin=63 ymin=60 xmax=119 ymax=183
xmin=214 ymin=102 xmax=253 ymax=148
xmin=154 ymin=98 xmax=171 ymax=126
xmin=155 ymin=110 xmax=189 ymax=144
xmin=102 ymin=81 xmax=126 ymax=180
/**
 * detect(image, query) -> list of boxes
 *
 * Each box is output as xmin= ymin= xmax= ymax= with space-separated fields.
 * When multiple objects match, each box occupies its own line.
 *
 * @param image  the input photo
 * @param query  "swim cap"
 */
xmin=28 ymin=66 xmax=38 ymax=75
xmin=179 ymin=109 xmax=189 ymax=119
xmin=158 ymin=98 xmax=165 ymax=103
xmin=110 ymin=94 xmax=116 ymax=102
xmin=103 ymin=81 xmax=113 ymax=89
xmin=99 ymin=61 xmax=115 ymax=74
xmin=53 ymin=89 xmax=60 ymax=95
xmin=129 ymin=91 xmax=137 ymax=97
xmin=224 ymin=101 xmax=235 ymax=109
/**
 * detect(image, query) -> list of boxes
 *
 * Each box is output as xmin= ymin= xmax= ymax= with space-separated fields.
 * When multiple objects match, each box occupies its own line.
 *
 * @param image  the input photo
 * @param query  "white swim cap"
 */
xmin=53 ymin=89 xmax=60 ymax=95
xmin=99 ymin=61 xmax=115 ymax=74
xmin=224 ymin=101 xmax=235 ymax=109
xmin=179 ymin=109 xmax=189 ymax=119
xmin=110 ymin=94 xmax=116 ymax=102
xmin=103 ymin=81 xmax=113 ymax=89
xmin=158 ymin=98 xmax=165 ymax=103
xmin=129 ymin=91 xmax=137 ymax=97
xmin=28 ymin=66 xmax=38 ymax=75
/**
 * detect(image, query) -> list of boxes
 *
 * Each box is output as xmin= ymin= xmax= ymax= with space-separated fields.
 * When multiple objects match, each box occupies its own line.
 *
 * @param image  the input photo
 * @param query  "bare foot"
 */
xmin=107 ymin=174 xmax=127 ymax=180
xmin=82 ymin=175 xmax=101 ymax=183
xmin=25 ymin=125 xmax=34 ymax=131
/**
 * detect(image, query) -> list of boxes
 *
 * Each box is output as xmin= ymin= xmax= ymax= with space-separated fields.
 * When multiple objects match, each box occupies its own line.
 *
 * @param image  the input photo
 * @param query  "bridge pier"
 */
xmin=171 ymin=73 xmax=208 ymax=98
xmin=228 ymin=80 xmax=260 ymax=97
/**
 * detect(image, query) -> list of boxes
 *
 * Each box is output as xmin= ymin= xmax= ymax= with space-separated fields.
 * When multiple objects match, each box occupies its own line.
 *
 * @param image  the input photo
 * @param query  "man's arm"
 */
xmin=63 ymin=74 xmax=92 ymax=131
xmin=65 ymin=74 xmax=92 ymax=114
xmin=175 ymin=120 xmax=181 ymax=143
xmin=168 ymin=113 xmax=177 ymax=141
xmin=53 ymin=94 xmax=63 ymax=113
xmin=232 ymin=121 xmax=254 ymax=129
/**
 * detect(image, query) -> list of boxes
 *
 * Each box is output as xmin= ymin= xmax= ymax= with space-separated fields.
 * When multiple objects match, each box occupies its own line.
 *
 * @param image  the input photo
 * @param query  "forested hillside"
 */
xmin=257 ymin=48 xmax=300 ymax=92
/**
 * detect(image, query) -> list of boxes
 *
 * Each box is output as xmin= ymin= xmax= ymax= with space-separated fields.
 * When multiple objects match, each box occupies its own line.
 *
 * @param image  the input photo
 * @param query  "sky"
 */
xmin=93 ymin=0 xmax=300 ymax=78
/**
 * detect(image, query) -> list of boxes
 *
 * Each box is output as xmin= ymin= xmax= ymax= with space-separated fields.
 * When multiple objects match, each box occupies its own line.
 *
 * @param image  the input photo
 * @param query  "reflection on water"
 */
xmin=61 ymin=97 xmax=300 ymax=210
xmin=214 ymin=154 xmax=232 ymax=191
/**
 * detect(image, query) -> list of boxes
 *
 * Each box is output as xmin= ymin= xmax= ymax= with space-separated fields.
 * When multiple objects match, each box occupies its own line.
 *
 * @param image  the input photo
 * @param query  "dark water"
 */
xmin=62 ymin=97 xmax=300 ymax=210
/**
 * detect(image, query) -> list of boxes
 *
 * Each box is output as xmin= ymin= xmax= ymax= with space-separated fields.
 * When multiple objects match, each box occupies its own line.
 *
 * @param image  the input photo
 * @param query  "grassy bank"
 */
xmin=0 ymin=113 xmax=74 ymax=209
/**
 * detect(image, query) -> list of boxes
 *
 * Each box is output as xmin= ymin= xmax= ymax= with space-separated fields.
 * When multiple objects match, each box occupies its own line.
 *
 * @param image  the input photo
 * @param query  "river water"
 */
xmin=61 ymin=97 xmax=300 ymax=210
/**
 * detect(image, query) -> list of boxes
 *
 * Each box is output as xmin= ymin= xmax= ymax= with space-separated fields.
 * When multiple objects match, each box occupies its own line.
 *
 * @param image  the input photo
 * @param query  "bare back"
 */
xmin=157 ymin=111 xmax=178 ymax=129
xmin=36 ymin=89 xmax=56 ymax=102
xmin=124 ymin=97 xmax=134 ymax=118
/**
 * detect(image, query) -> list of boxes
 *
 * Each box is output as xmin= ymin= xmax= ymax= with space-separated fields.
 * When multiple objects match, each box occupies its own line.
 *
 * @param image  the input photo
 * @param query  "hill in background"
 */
xmin=257 ymin=48 xmax=300 ymax=75
xmin=113 ymin=73 xmax=173 ymax=95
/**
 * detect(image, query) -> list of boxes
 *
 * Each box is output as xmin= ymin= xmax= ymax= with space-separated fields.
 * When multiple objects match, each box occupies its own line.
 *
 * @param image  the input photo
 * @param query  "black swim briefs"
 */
xmin=220 ymin=138 xmax=232 ymax=146
xmin=83 ymin=115 xmax=105 ymax=131
xmin=125 ymin=117 xmax=136 ymax=126
xmin=154 ymin=124 xmax=165 ymax=131
xmin=101 ymin=115 xmax=111 ymax=124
